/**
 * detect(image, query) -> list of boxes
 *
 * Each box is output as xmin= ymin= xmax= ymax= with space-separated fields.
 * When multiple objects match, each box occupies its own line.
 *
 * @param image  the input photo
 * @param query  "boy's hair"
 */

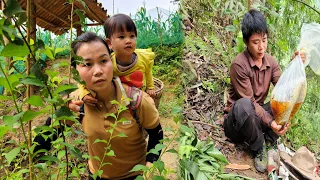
xmin=241 ymin=9 xmax=268 ymax=43
xmin=71 ymin=32 xmax=110 ymax=68
xmin=104 ymin=14 xmax=137 ymax=39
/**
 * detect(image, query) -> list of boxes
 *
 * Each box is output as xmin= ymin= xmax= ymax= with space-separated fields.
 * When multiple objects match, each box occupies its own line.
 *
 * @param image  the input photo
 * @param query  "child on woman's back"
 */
xmin=78 ymin=14 xmax=156 ymax=103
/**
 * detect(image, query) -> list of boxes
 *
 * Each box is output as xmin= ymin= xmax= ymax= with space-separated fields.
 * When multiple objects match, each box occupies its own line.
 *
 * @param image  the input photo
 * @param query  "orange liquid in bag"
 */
xmin=289 ymin=102 xmax=302 ymax=120
xmin=271 ymin=100 xmax=290 ymax=126
xmin=271 ymin=101 xmax=303 ymax=126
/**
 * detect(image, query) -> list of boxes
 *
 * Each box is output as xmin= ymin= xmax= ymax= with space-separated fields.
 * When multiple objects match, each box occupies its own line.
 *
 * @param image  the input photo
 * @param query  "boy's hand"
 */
xmin=270 ymin=121 xmax=290 ymax=135
xmin=68 ymin=100 xmax=84 ymax=112
xmin=83 ymin=94 xmax=98 ymax=106
xmin=146 ymin=89 xmax=156 ymax=98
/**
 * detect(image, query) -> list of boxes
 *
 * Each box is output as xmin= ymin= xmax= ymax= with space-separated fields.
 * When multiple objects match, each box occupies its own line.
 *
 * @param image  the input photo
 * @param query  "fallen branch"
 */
xmin=225 ymin=163 xmax=251 ymax=170
xmin=189 ymin=120 xmax=217 ymax=129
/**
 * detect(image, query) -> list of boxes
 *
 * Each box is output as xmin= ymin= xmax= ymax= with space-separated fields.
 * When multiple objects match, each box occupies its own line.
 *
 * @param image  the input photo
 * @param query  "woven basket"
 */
xmin=153 ymin=77 xmax=164 ymax=109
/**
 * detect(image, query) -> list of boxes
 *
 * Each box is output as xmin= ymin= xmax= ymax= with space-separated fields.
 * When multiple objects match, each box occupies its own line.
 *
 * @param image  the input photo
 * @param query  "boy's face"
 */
xmin=107 ymin=29 xmax=137 ymax=59
xmin=245 ymin=33 xmax=268 ymax=61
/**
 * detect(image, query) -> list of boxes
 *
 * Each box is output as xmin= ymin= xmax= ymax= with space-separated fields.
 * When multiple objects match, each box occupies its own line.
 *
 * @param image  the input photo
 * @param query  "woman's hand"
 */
xmin=292 ymin=51 xmax=307 ymax=64
xmin=270 ymin=121 xmax=290 ymax=135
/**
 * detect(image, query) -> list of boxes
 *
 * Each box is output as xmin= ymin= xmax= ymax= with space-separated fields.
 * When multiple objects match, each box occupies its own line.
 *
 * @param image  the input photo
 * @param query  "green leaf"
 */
xmin=180 ymin=125 xmax=194 ymax=134
xmin=38 ymin=155 xmax=59 ymax=162
xmin=45 ymin=69 xmax=59 ymax=79
xmin=25 ymin=95 xmax=43 ymax=106
xmin=1 ymin=43 xmax=29 ymax=57
xmin=55 ymin=84 xmax=77 ymax=96
xmin=105 ymin=113 xmax=117 ymax=119
xmin=93 ymin=139 xmax=108 ymax=144
xmin=54 ymin=47 xmax=68 ymax=56
xmin=71 ymin=167 xmax=80 ymax=178
xmin=16 ymin=12 xmax=27 ymax=26
xmin=166 ymin=149 xmax=178 ymax=154
xmin=180 ymin=159 xmax=209 ymax=180
xmin=44 ymin=46 xmax=54 ymax=60
xmin=0 ymin=125 xmax=10 ymax=139
xmin=152 ymin=176 xmax=165 ymax=180
xmin=225 ymin=25 xmax=237 ymax=32
xmin=55 ymin=106 xmax=73 ymax=117
xmin=58 ymin=150 xmax=66 ymax=160
xmin=116 ymin=132 xmax=128 ymax=138
xmin=17 ymin=169 xmax=29 ymax=175
xmin=106 ymin=150 xmax=115 ymax=157
xmin=218 ymin=174 xmax=255 ymax=180
xmin=206 ymin=147 xmax=228 ymax=164
xmin=31 ymin=61 xmax=48 ymax=82
xmin=35 ymin=39 xmax=45 ymax=50
xmin=22 ymin=110 xmax=42 ymax=122
xmin=3 ymin=0 xmax=25 ymax=17
xmin=77 ymin=0 xmax=87 ymax=10
xmin=101 ymin=162 xmax=112 ymax=167
xmin=110 ymin=100 xmax=120 ymax=105
xmin=2 ymin=25 xmax=15 ymax=38
xmin=130 ymin=164 xmax=148 ymax=172
xmin=171 ymin=106 xmax=183 ymax=115
xmin=149 ymin=144 xmax=165 ymax=155
xmin=53 ymin=60 xmax=69 ymax=69
xmin=74 ymin=9 xmax=86 ymax=24
xmin=92 ymin=156 xmax=101 ymax=162
xmin=135 ymin=176 xmax=144 ymax=180
xmin=3 ymin=112 xmax=24 ymax=128
xmin=0 ymin=95 xmax=11 ymax=101
xmin=173 ymin=116 xmax=181 ymax=123
xmin=20 ymin=77 xmax=45 ymax=87
xmin=153 ymin=161 xmax=165 ymax=174
xmin=5 ymin=147 xmax=20 ymax=164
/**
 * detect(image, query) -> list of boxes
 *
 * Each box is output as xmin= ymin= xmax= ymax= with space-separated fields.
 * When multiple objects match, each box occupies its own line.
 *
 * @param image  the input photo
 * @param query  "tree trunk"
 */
xmin=27 ymin=0 xmax=36 ymax=179
xmin=1 ymin=0 xmax=11 ymax=76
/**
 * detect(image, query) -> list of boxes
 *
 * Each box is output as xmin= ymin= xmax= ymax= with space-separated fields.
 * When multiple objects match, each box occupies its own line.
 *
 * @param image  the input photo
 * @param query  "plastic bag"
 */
xmin=271 ymin=55 xmax=307 ymax=126
xmin=298 ymin=23 xmax=320 ymax=75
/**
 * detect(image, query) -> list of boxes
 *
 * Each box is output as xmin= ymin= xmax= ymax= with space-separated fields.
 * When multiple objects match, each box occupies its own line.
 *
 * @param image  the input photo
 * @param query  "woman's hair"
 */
xmin=241 ymin=9 xmax=268 ymax=43
xmin=71 ymin=32 xmax=110 ymax=68
xmin=104 ymin=14 xmax=137 ymax=39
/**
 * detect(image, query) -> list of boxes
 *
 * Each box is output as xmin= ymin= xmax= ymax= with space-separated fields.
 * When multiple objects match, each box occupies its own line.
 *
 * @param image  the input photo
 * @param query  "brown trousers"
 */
xmin=223 ymin=98 xmax=278 ymax=151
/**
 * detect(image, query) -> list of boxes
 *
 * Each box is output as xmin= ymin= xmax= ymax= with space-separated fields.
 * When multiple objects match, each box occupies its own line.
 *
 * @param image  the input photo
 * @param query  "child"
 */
xmin=78 ymin=14 xmax=156 ymax=103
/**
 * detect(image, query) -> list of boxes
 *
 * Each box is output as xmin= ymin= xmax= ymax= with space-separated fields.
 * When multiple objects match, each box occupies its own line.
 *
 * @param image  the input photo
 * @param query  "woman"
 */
xmin=69 ymin=32 xmax=163 ymax=180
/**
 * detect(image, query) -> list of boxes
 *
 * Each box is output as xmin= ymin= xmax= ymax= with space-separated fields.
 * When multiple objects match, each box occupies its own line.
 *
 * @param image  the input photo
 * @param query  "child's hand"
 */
xmin=83 ymin=94 xmax=98 ymax=106
xmin=146 ymin=89 xmax=156 ymax=98
xmin=68 ymin=100 xmax=84 ymax=112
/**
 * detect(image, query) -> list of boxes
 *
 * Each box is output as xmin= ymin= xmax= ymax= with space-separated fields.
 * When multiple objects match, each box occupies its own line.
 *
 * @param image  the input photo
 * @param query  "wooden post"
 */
xmin=1 ymin=0 xmax=11 ymax=78
xmin=27 ymin=0 xmax=36 ymax=179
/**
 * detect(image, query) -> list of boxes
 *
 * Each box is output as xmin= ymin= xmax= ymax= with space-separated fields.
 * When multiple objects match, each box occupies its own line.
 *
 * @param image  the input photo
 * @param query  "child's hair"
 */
xmin=241 ymin=9 xmax=268 ymax=43
xmin=71 ymin=32 xmax=110 ymax=68
xmin=104 ymin=14 xmax=137 ymax=39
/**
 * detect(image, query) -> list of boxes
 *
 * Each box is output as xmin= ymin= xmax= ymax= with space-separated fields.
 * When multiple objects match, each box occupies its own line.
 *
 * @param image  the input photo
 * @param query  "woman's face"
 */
xmin=76 ymin=41 xmax=113 ymax=93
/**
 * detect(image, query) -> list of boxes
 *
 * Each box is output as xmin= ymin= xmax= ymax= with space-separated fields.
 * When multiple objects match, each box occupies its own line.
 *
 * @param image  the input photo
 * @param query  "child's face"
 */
xmin=108 ymin=30 xmax=137 ymax=59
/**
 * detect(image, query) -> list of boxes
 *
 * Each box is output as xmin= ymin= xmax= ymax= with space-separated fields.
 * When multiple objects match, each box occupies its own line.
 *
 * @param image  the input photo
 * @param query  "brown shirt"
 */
xmin=225 ymin=49 xmax=281 ymax=126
